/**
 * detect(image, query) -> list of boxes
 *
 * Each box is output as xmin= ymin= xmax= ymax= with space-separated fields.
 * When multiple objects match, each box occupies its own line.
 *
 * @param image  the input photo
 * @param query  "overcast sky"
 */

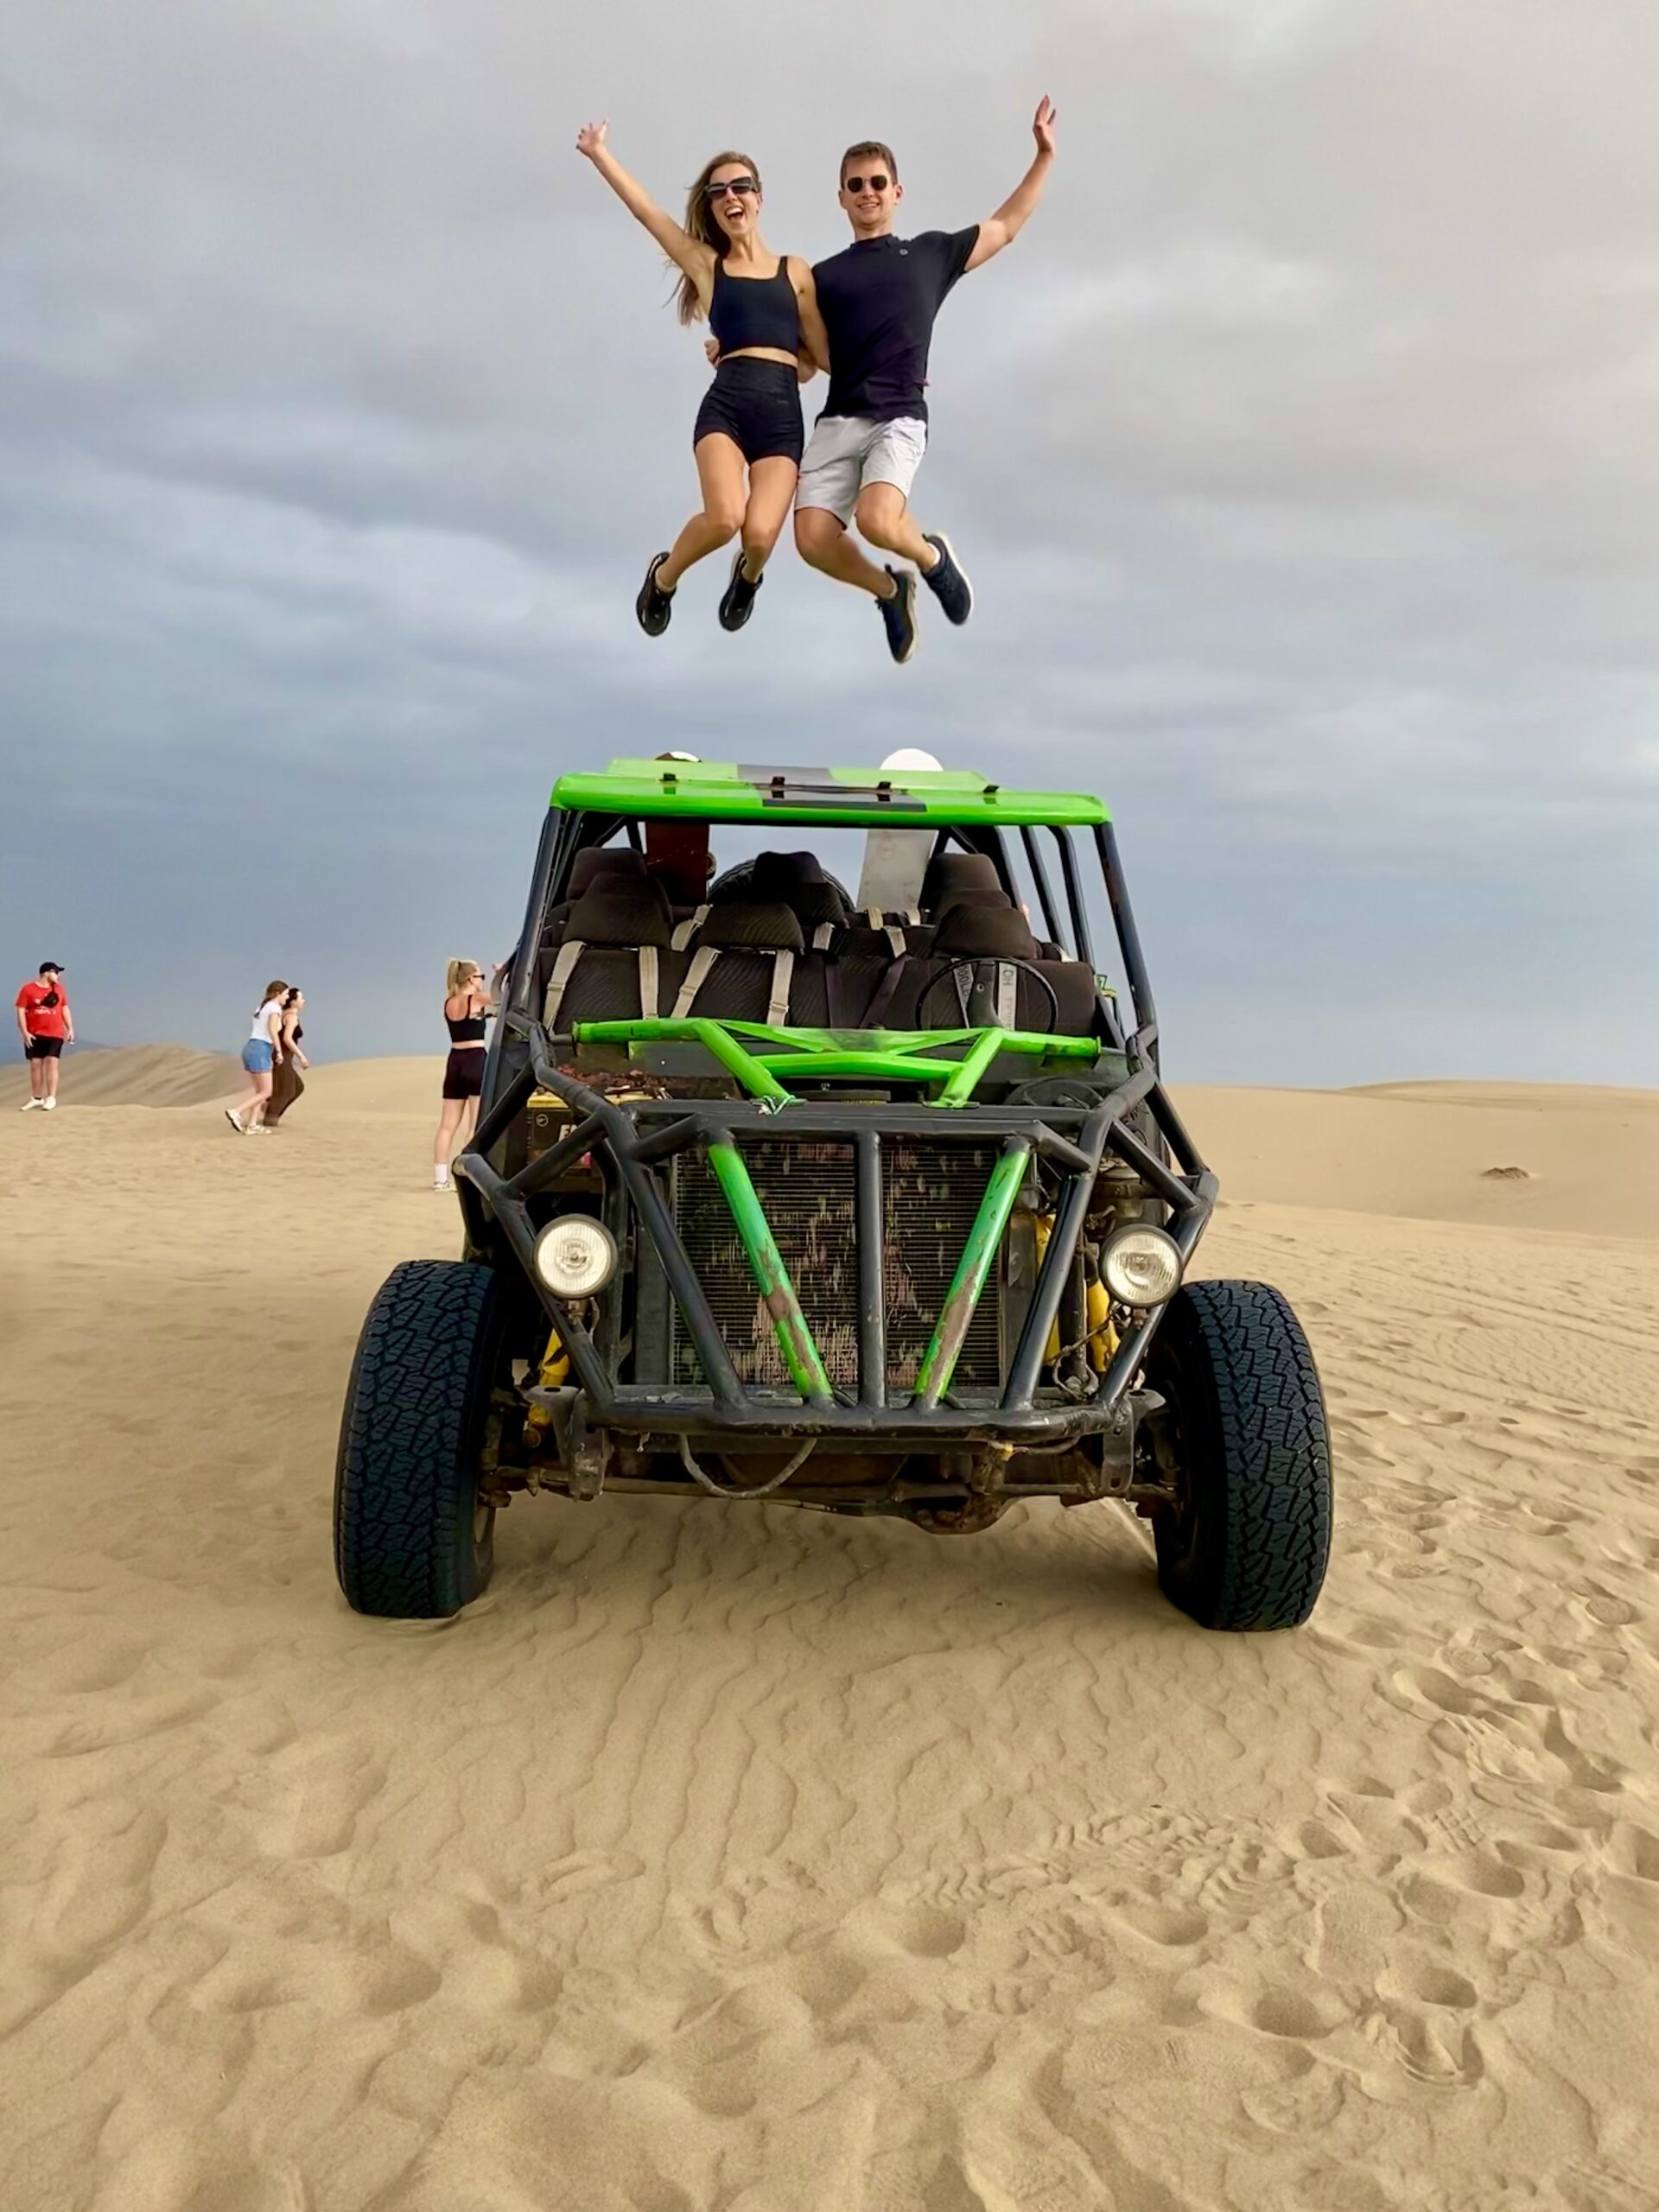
xmin=3 ymin=0 xmax=1656 ymax=1083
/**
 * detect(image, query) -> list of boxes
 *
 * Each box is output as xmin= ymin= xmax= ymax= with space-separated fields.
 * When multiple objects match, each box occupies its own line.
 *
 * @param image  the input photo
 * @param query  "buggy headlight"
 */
xmin=1100 ymin=1224 xmax=1182 ymax=1308
xmin=534 ymin=1217 xmax=617 ymax=1300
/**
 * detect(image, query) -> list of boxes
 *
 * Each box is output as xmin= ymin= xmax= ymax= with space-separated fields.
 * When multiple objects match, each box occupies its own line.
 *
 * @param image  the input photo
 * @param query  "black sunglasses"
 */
xmin=842 ymin=173 xmax=891 ymax=194
xmin=705 ymin=176 xmax=758 ymax=199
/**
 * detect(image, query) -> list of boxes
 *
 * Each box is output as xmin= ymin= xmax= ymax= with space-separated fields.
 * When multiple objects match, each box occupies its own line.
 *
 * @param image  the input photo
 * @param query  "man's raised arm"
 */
xmin=965 ymin=96 xmax=1058 ymax=272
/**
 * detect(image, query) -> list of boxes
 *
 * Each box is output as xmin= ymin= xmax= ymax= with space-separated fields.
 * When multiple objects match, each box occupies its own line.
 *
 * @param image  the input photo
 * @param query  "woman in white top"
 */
xmin=226 ymin=980 xmax=288 ymax=1135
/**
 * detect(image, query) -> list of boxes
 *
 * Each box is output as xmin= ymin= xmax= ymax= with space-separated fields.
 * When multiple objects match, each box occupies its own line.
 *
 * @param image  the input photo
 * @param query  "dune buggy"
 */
xmin=334 ymin=760 xmax=1332 ymax=1629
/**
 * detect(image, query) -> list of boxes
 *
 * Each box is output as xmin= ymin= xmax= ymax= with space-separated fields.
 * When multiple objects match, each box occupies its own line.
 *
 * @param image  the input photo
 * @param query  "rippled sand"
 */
xmin=3 ymin=1059 xmax=1656 ymax=2210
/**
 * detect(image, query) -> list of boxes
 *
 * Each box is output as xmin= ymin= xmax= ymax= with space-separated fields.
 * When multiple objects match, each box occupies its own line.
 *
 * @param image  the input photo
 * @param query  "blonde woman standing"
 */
xmin=434 ymin=959 xmax=491 ymax=1192
xmin=226 ymin=981 xmax=288 ymax=1135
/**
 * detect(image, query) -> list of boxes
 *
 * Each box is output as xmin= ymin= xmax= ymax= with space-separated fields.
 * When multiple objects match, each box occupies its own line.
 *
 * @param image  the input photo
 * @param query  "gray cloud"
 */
xmin=2 ymin=0 xmax=1655 ymax=1082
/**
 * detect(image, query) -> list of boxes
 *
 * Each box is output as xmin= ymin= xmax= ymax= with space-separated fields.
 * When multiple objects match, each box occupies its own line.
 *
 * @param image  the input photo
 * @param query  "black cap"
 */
xmin=39 ymin=961 xmax=64 ymax=975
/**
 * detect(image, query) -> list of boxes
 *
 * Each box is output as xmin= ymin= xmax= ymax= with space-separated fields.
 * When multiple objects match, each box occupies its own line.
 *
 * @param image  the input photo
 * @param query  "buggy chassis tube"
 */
xmin=456 ymin=1015 xmax=1216 ymax=1442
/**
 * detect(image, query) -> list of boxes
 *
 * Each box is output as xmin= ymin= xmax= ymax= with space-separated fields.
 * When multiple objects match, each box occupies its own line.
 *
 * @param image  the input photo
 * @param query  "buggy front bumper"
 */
xmin=455 ymin=1016 xmax=1216 ymax=1448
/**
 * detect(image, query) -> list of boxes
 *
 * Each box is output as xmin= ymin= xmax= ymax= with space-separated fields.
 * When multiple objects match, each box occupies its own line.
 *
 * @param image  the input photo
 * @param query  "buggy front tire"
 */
xmin=334 ymin=1260 xmax=504 ymax=1618
xmin=1146 ymin=1280 xmax=1332 ymax=1630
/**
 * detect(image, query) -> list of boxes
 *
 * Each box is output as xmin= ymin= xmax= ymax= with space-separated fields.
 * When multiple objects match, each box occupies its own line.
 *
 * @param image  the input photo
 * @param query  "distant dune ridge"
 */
xmin=2 ymin=1050 xmax=1657 ymax=2208
xmin=0 ymin=1043 xmax=243 ymax=1109
xmin=5 ymin=1047 xmax=1652 ymax=1238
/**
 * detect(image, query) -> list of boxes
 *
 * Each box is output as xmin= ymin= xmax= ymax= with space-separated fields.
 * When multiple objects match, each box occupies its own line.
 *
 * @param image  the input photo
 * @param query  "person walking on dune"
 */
xmin=576 ymin=121 xmax=832 ymax=637
xmin=16 ymin=962 xmax=73 ymax=1111
xmin=263 ymin=988 xmax=311 ymax=1129
xmin=226 ymin=982 xmax=289 ymax=1135
xmin=434 ymin=959 xmax=492 ymax=1192
xmin=792 ymin=97 xmax=1059 ymax=664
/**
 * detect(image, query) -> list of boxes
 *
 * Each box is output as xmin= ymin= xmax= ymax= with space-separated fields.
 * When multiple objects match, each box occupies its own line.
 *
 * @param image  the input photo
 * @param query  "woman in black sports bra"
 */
xmin=576 ymin=120 xmax=830 ymax=636
xmin=433 ymin=959 xmax=491 ymax=1193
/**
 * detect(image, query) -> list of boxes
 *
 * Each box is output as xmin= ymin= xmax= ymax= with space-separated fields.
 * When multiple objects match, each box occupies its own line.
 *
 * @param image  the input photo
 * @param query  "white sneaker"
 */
xmin=21 ymin=1098 xmax=41 ymax=1112
xmin=41 ymin=1096 xmax=56 ymax=1111
xmin=224 ymin=1108 xmax=245 ymax=1135
xmin=434 ymin=1173 xmax=452 ymax=1192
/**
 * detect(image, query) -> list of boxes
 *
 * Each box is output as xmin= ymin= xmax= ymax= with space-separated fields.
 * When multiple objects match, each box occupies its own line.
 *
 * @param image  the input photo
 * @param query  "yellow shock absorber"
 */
xmin=1032 ymin=1216 xmax=1062 ymax=1363
xmin=1086 ymin=1277 xmax=1118 ymax=1372
xmin=525 ymin=1326 xmax=569 ymax=1434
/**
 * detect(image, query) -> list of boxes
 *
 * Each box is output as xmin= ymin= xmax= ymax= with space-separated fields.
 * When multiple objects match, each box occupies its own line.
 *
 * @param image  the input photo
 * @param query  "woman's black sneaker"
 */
xmin=718 ymin=550 xmax=764 ymax=632
xmin=635 ymin=551 xmax=674 ymax=637
xmin=921 ymin=532 xmax=974 ymax=626
xmin=877 ymin=567 xmax=918 ymax=664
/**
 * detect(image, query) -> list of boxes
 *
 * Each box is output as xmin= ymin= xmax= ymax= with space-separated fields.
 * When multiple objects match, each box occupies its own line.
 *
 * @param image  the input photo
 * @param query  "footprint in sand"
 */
xmin=259 ymin=1746 xmax=388 ymax=1859
xmin=1608 ymin=1825 xmax=1659 ymax=1884
xmin=887 ymin=1903 xmax=969 ymax=1958
xmin=1109 ymin=1898 xmax=1210 ymax=1948
xmin=1372 ymin=1999 xmax=1486 ymax=2088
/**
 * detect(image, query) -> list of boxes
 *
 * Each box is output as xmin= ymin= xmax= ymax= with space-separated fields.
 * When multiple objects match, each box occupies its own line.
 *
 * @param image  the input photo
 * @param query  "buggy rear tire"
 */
xmin=1145 ymin=1280 xmax=1332 ymax=1630
xmin=334 ymin=1260 xmax=504 ymax=1619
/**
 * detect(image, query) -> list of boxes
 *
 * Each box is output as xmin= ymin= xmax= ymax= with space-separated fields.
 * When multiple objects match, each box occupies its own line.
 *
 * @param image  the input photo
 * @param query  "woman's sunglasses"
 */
xmin=705 ymin=176 xmax=758 ymax=199
xmin=842 ymin=173 xmax=891 ymax=194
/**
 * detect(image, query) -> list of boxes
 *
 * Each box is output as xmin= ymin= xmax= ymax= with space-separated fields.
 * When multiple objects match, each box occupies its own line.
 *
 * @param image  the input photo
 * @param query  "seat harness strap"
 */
xmin=766 ymin=949 xmax=795 ymax=1029
xmin=542 ymin=940 xmax=586 ymax=1029
xmin=672 ymin=944 xmax=721 ymax=1018
xmin=636 ymin=945 xmax=660 ymax=1019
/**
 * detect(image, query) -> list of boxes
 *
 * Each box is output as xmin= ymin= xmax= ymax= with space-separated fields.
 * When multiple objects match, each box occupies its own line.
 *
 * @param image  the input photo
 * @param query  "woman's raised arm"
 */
xmin=576 ymin=120 xmax=712 ymax=287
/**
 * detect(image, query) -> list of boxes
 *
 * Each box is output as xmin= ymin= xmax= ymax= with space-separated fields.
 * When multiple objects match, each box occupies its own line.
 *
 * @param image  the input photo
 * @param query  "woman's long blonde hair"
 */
xmin=445 ymin=958 xmax=480 ymax=998
xmin=676 ymin=149 xmax=762 ymax=325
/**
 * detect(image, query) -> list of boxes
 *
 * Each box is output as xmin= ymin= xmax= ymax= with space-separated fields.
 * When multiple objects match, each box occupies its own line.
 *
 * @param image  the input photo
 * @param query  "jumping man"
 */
xmin=794 ymin=97 xmax=1059 ymax=664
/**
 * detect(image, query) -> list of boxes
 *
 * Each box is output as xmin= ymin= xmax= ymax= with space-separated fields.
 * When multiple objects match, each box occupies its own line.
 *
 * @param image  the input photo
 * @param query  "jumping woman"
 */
xmin=575 ymin=121 xmax=830 ymax=636
xmin=434 ymin=959 xmax=491 ymax=1192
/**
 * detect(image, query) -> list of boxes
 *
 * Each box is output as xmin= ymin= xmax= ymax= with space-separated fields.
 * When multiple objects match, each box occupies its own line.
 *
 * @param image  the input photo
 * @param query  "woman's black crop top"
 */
xmin=709 ymin=257 xmax=800 ymax=357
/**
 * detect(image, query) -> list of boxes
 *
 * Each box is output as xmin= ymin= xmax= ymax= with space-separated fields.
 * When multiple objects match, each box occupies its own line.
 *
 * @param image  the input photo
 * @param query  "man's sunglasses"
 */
xmin=842 ymin=173 xmax=891 ymax=194
xmin=705 ymin=176 xmax=758 ymax=199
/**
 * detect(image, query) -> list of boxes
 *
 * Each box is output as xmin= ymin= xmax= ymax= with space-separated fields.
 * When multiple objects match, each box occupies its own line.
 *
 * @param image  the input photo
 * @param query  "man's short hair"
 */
xmin=840 ymin=140 xmax=897 ymax=184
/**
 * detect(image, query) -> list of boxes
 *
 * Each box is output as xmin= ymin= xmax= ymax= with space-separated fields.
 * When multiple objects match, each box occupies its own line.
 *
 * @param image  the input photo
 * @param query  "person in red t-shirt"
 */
xmin=16 ymin=962 xmax=73 ymax=1111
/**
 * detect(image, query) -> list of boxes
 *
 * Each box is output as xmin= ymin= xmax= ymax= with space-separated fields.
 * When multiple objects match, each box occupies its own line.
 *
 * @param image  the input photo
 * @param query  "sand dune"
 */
xmin=1174 ymin=1079 xmax=1659 ymax=1239
xmin=15 ymin=1045 xmax=1653 ymax=1239
xmin=3 ymin=1066 xmax=1658 ymax=2209
xmin=0 ymin=1042 xmax=243 ymax=1110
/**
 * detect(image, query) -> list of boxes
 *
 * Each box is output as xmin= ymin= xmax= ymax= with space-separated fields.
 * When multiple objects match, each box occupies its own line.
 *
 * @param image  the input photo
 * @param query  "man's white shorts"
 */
xmin=794 ymin=414 xmax=928 ymax=524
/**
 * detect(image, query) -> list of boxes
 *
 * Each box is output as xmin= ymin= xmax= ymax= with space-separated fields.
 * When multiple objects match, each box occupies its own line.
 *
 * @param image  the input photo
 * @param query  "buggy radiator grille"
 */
xmin=671 ymin=1139 xmax=1001 ymax=1393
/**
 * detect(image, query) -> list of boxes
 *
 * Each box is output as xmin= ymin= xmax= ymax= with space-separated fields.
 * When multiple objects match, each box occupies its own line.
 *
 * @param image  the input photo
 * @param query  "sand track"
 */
xmin=3 ymin=1065 xmax=1657 ymax=2209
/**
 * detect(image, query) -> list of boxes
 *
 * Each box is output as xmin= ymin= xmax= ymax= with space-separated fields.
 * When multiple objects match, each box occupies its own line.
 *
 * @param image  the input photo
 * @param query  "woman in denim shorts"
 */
xmin=226 ymin=981 xmax=288 ymax=1135
xmin=576 ymin=120 xmax=831 ymax=637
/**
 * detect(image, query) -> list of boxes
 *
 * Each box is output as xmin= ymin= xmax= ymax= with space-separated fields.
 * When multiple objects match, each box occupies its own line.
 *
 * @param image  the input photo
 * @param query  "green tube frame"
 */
xmin=911 ymin=1140 xmax=1032 ymax=1408
xmin=569 ymin=1019 xmax=1097 ymax=1109
xmin=704 ymin=1140 xmax=835 ymax=1404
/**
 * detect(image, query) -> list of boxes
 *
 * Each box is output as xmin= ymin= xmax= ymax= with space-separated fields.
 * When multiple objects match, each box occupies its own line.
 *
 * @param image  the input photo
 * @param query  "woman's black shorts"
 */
xmin=442 ymin=1048 xmax=483 ymax=1101
xmin=693 ymin=358 xmax=804 ymax=467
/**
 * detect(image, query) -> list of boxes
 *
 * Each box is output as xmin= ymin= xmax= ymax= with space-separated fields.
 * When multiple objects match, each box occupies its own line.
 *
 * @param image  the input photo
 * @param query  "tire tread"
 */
xmin=1156 ymin=1279 xmax=1332 ymax=1630
xmin=334 ymin=1260 xmax=500 ymax=1618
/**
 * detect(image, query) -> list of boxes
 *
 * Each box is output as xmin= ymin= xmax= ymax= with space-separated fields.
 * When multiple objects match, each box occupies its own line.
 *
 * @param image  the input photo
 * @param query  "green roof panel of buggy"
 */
xmin=550 ymin=760 xmax=1109 ymax=829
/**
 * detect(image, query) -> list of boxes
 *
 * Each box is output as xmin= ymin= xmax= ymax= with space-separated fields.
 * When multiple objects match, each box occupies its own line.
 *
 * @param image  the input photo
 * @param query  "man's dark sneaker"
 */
xmin=635 ymin=551 xmax=675 ymax=637
xmin=921 ymin=531 xmax=974 ymax=626
xmin=718 ymin=549 xmax=764 ymax=633
xmin=877 ymin=566 xmax=918 ymax=664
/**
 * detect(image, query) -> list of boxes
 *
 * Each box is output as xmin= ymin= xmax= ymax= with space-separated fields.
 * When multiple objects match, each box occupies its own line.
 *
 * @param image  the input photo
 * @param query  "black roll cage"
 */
xmin=460 ymin=805 xmax=1216 ymax=1452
